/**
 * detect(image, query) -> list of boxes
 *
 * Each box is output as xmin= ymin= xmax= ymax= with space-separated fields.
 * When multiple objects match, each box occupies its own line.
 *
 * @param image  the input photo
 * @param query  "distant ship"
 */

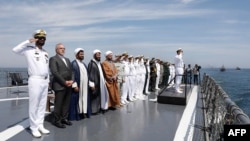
xmin=220 ymin=65 xmax=226 ymax=72
xmin=1 ymin=68 xmax=250 ymax=141
xmin=236 ymin=67 xmax=241 ymax=70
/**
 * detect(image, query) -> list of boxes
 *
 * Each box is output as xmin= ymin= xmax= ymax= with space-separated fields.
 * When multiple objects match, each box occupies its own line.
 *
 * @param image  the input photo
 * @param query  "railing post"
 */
xmin=201 ymin=73 xmax=250 ymax=141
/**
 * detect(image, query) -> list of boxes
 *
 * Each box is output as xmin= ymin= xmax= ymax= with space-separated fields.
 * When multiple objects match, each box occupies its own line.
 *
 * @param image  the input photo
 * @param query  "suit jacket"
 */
xmin=49 ymin=54 xmax=73 ymax=91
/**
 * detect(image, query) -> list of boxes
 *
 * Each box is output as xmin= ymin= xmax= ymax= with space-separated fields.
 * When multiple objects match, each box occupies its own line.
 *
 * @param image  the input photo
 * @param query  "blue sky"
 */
xmin=1 ymin=0 xmax=250 ymax=68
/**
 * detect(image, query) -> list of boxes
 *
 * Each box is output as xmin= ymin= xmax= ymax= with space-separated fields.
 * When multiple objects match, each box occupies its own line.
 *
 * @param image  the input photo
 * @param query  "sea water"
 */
xmin=0 ymin=67 xmax=28 ymax=87
xmin=201 ymin=68 xmax=250 ymax=117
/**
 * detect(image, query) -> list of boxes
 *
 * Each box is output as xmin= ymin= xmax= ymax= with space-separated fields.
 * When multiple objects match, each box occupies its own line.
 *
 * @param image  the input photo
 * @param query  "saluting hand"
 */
xmin=29 ymin=38 xmax=38 ymax=43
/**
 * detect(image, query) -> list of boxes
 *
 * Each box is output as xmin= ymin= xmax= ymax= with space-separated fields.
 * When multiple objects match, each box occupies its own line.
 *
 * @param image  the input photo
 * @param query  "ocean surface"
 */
xmin=200 ymin=68 xmax=250 ymax=117
xmin=0 ymin=68 xmax=28 ymax=87
xmin=0 ymin=67 xmax=249 ymax=117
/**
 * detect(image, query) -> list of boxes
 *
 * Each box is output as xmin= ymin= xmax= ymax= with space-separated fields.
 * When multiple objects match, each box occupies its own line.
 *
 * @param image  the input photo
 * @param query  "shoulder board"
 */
xmin=27 ymin=46 xmax=35 ymax=48
xmin=42 ymin=48 xmax=47 ymax=53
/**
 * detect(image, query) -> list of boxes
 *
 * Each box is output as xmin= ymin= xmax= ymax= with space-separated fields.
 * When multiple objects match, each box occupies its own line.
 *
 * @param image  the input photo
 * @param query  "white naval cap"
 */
xmin=74 ymin=48 xmax=84 ymax=55
xmin=176 ymin=48 xmax=183 ymax=52
xmin=105 ymin=51 xmax=112 ymax=56
xmin=93 ymin=49 xmax=101 ymax=55
xmin=122 ymin=52 xmax=128 ymax=56
xmin=33 ymin=29 xmax=46 ymax=38
xmin=128 ymin=55 xmax=133 ymax=59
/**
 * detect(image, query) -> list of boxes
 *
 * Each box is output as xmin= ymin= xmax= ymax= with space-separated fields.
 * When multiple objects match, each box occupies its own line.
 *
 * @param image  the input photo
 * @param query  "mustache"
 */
xmin=36 ymin=42 xmax=45 ymax=46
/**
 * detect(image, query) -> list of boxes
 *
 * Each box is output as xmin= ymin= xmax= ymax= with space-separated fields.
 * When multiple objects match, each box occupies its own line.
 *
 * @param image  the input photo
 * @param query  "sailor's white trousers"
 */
xmin=175 ymin=68 xmax=184 ymax=91
xmin=28 ymin=77 xmax=48 ymax=132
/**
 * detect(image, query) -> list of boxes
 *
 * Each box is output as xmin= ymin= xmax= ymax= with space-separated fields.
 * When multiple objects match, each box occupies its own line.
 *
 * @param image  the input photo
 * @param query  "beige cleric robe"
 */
xmin=101 ymin=60 xmax=121 ymax=107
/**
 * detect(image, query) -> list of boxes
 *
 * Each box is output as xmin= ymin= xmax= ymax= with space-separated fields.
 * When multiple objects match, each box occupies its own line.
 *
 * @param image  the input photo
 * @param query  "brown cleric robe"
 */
xmin=102 ymin=60 xmax=121 ymax=108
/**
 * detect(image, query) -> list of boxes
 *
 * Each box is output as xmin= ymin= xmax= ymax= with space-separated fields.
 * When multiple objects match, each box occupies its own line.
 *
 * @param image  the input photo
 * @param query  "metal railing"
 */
xmin=0 ymin=70 xmax=28 ymax=87
xmin=201 ymin=73 xmax=250 ymax=141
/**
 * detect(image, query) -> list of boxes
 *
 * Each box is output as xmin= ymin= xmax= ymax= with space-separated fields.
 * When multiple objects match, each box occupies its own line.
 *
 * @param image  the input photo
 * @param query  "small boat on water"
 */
xmin=220 ymin=65 xmax=226 ymax=72
xmin=1 ymin=69 xmax=250 ymax=141
xmin=236 ymin=67 xmax=241 ymax=70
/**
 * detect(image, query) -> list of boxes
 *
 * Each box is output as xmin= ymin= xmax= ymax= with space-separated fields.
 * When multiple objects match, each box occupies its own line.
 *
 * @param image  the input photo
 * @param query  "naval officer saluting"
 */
xmin=174 ymin=48 xmax=184 ymax=93
xmin=12 ymin=29 xmax=50 ymax=138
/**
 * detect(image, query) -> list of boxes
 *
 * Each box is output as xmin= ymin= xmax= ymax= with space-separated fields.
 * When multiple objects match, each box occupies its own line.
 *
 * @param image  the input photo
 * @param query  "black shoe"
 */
xmin=54 ymin=122 xmax=66 ymax=128
xmin=108 ymin=107 xmax=116 ymax=111
xmin=61 ymin=119 xmax=72 ymax=126
xmin=101 ymin=109 xmax=108 ymax=114
xmin=91 ymin=112 xmax=100 ymax=116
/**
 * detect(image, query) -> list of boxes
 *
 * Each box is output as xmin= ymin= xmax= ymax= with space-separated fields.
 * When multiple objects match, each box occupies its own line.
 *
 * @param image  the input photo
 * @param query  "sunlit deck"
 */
xmin=0 ymin=85 xmax=200 ymax=141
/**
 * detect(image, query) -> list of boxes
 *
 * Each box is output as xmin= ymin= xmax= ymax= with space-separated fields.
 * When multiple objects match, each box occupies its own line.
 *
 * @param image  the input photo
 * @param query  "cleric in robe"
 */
xmin=69 ymin=48 xmax=92 ymax=120
xmin=101 ymin=51 xmax=121 ymax=109
xmin=88 ymin=49 xmax=109 ymax=114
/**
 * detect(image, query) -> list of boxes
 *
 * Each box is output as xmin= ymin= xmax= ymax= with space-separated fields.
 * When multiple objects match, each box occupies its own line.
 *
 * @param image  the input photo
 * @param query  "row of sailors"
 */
xmin=114 ymin=53 xmax=148 ymax=105
xmin=112 ymin=52 xmax=174 ymax=105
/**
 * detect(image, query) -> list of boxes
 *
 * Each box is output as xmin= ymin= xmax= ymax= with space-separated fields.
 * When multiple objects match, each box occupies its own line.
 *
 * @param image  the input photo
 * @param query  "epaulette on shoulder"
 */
xmin=42 ymin=49 xmax=47 ymax=52
xmin=27 ymin=46 xmax=35 ymax=48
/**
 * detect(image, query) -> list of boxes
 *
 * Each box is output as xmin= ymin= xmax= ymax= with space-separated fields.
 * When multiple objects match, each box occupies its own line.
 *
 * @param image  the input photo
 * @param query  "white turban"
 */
xmin=93 ymin=49 xmax=101 ymax=55
xmin=105 ymin=51 xmax=112 ymax=56
xmin=74 ymin=48 xmax=84 ymax=55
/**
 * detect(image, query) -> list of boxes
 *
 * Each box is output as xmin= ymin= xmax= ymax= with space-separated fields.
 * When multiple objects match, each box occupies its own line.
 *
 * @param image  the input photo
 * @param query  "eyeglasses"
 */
xmin=35 ymin=37 xmax=46 ymax=40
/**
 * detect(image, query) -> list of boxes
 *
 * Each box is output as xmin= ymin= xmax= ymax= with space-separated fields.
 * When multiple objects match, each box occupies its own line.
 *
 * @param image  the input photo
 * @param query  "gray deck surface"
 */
xmin=0 ymin=86 xmax=191 ymax=141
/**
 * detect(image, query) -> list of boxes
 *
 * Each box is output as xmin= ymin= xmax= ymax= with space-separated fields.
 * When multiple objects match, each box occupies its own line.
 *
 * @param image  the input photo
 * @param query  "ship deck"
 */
xmin=0 ymin=85 xmax=200 ymax=141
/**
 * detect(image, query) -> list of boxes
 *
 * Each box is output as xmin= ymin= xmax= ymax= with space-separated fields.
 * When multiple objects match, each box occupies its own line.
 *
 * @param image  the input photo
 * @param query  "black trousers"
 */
xmin=149 ymin=75 xmax=157 ymax=91
xmin=193 ymin=75 xmax=199 ymax=85
xmin=54 ymin=88 xmax=72 ymax=123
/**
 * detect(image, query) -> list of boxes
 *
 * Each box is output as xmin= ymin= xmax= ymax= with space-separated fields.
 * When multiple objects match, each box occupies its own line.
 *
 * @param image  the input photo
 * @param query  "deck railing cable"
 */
xmin=201 ymin=73 xmax=250 ymax=141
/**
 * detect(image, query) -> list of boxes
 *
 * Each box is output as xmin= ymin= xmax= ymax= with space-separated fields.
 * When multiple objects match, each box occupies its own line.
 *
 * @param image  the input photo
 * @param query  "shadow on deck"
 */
xmin=158 ymin=85 xmax=193 ymax=105
xmin=0 ymin=85 xmax=198 ymax=141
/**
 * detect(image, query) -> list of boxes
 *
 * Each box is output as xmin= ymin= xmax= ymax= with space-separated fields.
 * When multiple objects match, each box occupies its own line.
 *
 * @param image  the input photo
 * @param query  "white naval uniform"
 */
xmin=174 ymin=54 xmax=184 ymax=91
xmin=121 ymin=60 xmax=130 ymax=103
xmin=134 ymin=59 xmax=144 ymax=99
xmin=13 ymin=40 xmax=49 ymax=132
xmin=134 ymin=59 xmax=140 ymax=98
xmin=168 ymin=65 xmax=175 ymax=85
xmin=155 ymin=62 xmax=161 ymax=89
xmin=128 ymin=61 xmax=136 ymax=100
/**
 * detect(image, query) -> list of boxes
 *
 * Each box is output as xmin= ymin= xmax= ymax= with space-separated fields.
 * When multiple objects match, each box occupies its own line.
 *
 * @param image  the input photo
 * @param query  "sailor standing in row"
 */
xmin=120 ymin=52 xmax=130 ymax=105
xmin=12 ymin=29 xmax=50 ymax=138
xmin=174 ymin=48 xmax=184 ymax=93
xmin=138 ymin=56 xmax=146 ymax=99
xmin=113 ymin=54 xmax=124 ymax=101
xmin=143 ymin=58 xmax=150 ymax=95
xmin=168 ymin=63 xmax=175 ymax=86
xmin=155 ymin=59 xmax=161 ymax=90
xmin=128 ymin=55 xmax=136 ymax=101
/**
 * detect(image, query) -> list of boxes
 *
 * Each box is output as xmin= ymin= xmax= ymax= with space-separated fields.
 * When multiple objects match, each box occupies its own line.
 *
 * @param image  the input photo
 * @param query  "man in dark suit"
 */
xmin=49 ymin=43 xmax=73 ymax=128
xmin=149 ymin=58 xmax=157 ymax=92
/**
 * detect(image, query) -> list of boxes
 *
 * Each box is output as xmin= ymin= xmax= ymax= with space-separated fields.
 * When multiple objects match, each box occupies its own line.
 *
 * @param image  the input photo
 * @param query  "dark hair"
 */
xmin=197 ymin=65 xmax=201 ymax=71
